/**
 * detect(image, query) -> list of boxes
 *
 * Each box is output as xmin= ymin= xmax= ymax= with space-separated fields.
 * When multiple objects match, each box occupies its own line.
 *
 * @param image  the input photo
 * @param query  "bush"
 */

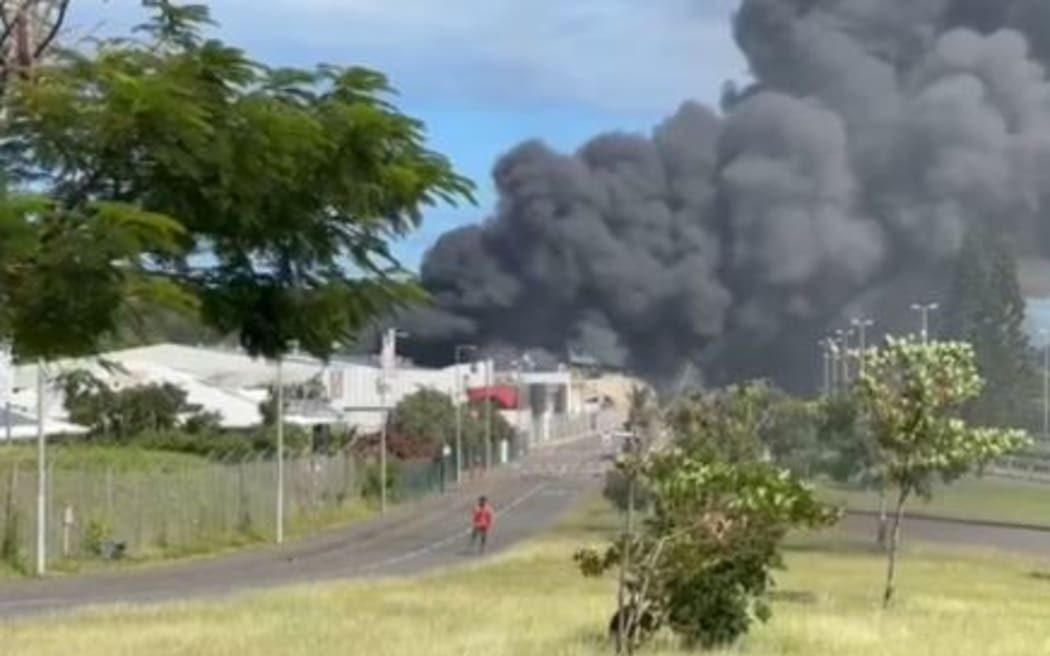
xmin=83 ymin=517 xmax=114 ymax=557
xmin=601 ymin=468 xmax=652 ymax=512
xmin=361 ymin=461 xmax=400 ymax=502
xmin=1 ymin=508 xmax=23 ymax=570
xmin=121 ymin=425 xmax=310 ymax=459
xmin=577 ymin=448 xmax=839 ymax=651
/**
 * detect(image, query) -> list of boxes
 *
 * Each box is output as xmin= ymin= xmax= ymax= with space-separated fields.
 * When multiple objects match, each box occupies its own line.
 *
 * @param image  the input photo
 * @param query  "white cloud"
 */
xmin=67 ymin=0 xmax=746 ymax=115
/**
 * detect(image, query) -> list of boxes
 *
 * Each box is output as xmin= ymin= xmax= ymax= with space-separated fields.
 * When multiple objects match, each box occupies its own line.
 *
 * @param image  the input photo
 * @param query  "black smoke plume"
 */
xmin=397 ymin=0 xmax=1050 ymax=391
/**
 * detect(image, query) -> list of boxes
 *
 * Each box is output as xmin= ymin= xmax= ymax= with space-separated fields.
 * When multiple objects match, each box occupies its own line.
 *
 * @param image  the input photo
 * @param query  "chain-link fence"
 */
xmin=0 ymin=411 xmax=608 ymax=571
xmin=0 ymin=451 xmax=456 ymax=570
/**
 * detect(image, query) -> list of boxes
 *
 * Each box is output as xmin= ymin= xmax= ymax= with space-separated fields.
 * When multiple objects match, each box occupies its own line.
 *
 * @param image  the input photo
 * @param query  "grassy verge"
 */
xmin=0 ymin=444 xmax=378 ymax=581
xmin=818 ymin=476 xmax=1050 ymax=527
xmin=0 ymin=444 xmax=209 ymax=472
xmin=3 ymin=498 xmax=1049 ymax=655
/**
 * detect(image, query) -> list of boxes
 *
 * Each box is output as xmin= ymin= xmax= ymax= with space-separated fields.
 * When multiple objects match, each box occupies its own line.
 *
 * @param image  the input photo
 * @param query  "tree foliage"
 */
xmin=579 ymin=382 xmax=839 ymax=651
xmin=814 ymin=392 xmax=880 ymax=486
xmin=0 ymin=0 xmax=474 ymax=361
xmin=577 ymin=447 xmax=838 ymax=651
xmin=352 ymin=390 xmax=516 ymax=461
xmin=855 ymin=337 xmax=1031 ymax=605
xmin=389 ymin=388 xmax=455 ymax=452
xmin=666 ymin=382 xmax=774 ymax=464
xmin=942 ymin=229 xmax=1039 ymax=431
xmin=61 ymin=369 xmax=210 ymax=439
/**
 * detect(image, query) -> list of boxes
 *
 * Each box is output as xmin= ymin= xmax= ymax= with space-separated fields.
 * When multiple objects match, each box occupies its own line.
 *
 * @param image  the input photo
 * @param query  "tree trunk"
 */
xmin=616 ymin=472 xmax=635 ymax=655
xmin=882 ymin=486 xmax=910 ymax=608
xmin=876 ymin=484 xmax=888 ymax=548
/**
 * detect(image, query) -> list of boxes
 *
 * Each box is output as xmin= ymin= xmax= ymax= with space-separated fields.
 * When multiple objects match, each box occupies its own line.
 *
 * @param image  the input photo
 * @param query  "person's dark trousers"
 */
xmin=470 ymin=527 xmax=488 ymax=553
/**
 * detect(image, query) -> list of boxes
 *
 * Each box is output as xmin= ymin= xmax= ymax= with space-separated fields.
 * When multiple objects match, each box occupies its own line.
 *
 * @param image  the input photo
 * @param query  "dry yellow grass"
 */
xmin=3 ymin=504 xmax=1050 ymax=656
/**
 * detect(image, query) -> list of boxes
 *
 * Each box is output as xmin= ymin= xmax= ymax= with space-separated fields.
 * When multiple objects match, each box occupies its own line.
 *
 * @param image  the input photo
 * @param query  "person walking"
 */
xmin=470 ymin=496 xmax=493 ymax=554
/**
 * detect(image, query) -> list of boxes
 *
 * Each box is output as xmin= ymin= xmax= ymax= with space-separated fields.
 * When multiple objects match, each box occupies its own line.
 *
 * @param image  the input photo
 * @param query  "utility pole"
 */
xmin=851 ymin=317 xmax=874 ymax=378
xmin=378 ymin=328 xmax=407 ymax=512
xmin=484 ymin=357 xmax=493 ymax=472
xmin=910 ymin=302 xmax=939 ymax=344
xmin=275 ymin=354 xmax=285 ymax=544
xmin=35 ymin=359 xmax=45 ymax=575
xmin=454 ymin=344 xmax=476 ymax=485
xmin=835 ymin=328 xmax=853 ymax=387
xmin=1041 ymin=330 xmax=1049 ymax=439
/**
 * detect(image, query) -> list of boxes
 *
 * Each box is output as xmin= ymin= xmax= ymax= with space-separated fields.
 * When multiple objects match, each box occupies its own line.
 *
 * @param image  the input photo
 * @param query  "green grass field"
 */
xmin=0 ymin=444 xmax=210 ymax=472
xmin=3 ymin=498 xmax=1049 ymax=656
xmin=818 ymin=475 xmax=1050 ymax=527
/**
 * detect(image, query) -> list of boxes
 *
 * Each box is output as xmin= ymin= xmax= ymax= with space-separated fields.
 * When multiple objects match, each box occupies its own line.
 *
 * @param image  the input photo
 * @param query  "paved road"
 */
xmin=3 ymin=432 xmax=1050 ymax=620
xmin=838 ymin=511 xmax=1050 ymax=556
xmin=0 ymin=435 xmax=610 ymax=620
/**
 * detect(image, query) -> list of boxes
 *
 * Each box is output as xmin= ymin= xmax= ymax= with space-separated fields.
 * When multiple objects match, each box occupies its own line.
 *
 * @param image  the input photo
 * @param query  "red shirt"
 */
xmin=473 ymin=505 xmax=493 ymax=530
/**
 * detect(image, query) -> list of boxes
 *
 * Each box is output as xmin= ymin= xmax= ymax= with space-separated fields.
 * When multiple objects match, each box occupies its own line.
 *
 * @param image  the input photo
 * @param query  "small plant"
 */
xmin=1 ymin=509 xmax=24 ymax=571
xmin=84 ymin=517 xmax=114 ymax=557
xmin=361 ymin=461 xmax=400 ymax=502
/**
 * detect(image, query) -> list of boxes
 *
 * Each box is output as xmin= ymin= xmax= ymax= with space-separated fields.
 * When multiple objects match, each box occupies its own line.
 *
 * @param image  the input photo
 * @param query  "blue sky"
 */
xmin=66 ymin=0 xmax=745 ymax=269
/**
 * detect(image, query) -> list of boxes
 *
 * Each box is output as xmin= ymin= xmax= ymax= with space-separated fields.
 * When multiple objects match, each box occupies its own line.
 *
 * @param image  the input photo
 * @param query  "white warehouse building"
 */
xmin=3 ymin=341 xmax=587 ymax=445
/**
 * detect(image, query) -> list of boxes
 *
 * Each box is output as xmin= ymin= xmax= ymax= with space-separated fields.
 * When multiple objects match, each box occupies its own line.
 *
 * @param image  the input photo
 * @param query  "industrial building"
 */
xmin=0 ymin=341 xmax=593 ymax=446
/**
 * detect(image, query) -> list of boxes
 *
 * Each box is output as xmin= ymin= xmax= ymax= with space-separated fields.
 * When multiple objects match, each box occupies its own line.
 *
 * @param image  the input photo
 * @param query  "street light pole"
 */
xmin=851 ymin=318 xmax=874 ymax=379
xmin=275 ymin=354 xmax=285 ymax=544
xmin=454 ymin=344 xmax=476 ymax=485
xmin=835 ymin=329 xmax=853 ymax=387
xmin=35 ymin=360 xmax=46 ymax=576
xmin=820 ymin=340 xmax=831 ymax=396
xmin=1041 ymin=330 xmax=1049 ymax=439
xmin=827 ymin=338 xmax=839 ymax=392
xmin=910 ymin=302 xmax=939 ymax=344
xmin=484 ymin=358 xmax=492 ymax=472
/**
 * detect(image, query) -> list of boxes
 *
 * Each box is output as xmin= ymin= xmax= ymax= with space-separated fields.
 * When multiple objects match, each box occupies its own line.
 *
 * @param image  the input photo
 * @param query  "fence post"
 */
xmin=61 ymin=505 xmax=73 ymax=559
xmin=105 ymin=466 xmax=114 ymax=519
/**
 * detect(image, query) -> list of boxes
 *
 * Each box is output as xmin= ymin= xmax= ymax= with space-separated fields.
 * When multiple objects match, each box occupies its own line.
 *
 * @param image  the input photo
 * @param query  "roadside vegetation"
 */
xmin=3 ymin=496 xmax=1048 ymax=656
xmin=0 ymin=384 xmax=521 ymax=579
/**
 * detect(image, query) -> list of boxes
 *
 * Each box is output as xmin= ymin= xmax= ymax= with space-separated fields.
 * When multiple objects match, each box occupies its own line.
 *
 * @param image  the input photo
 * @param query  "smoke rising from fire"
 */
xmin=399 ymin=0 xmax=1050 ymax=390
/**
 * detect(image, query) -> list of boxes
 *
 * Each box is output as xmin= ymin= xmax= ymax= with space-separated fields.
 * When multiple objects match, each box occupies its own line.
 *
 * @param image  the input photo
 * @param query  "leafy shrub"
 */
xmin=577 ymin=425 xmax=839 ymax=651
xmin=1 ymin=508 xmax=23 ymax=570
xmin=83 ymin=517 xmax=114 ymax=557
xmin=601 ymin=468 xmax=652 ymax=512
xmin=361 ymin=461 xmax=401 ymax=502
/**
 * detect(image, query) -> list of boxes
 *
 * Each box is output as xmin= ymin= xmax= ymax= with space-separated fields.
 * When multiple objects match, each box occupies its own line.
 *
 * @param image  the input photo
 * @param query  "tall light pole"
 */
xmin=484 ymin=356 xmax=493 ymax=472
xmin=453 ymin=344 xmax=476 ymax=485
xmin=820 ymin=340 xmax=831 ymax=396
xmin=1041 ymin=330 xmax=1049 ymax=439
xmin=910 ymin=302 xmax=939 ymax=344
xmin=851 ymin=317 xmax=875 ymax=378
xmin=274 ymin=339 xmax=297 ymax=545
xmin=35 ymin=359 xmax=46 ymax=575
xmin=378 ymin=328 xmax=407 ymax=514
xmin=275 ymin=354 xmax=285 ymax=544
xmin=826 ymin=338 xmax=840 ymax=392
xmin=835 ymin=328 xmax=853 ymax=387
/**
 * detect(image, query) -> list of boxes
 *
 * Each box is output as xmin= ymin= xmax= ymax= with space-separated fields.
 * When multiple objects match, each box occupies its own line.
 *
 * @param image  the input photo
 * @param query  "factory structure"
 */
xmin=0 ymin=335 xmax=623 ymax=447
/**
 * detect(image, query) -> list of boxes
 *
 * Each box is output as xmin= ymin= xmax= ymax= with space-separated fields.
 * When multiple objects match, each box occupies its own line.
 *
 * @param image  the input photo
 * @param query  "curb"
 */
xmin=843 ymin=509 xmax=1050 ymax=534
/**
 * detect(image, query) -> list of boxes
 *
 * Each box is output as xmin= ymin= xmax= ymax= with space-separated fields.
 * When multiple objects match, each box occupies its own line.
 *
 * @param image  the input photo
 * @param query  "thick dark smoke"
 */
xmin=398 ymin=0 xmax=1050 ymax=391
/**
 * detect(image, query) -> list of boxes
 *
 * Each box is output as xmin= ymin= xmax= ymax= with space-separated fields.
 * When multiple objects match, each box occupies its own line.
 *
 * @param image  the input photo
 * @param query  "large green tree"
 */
xmin=1 ymin=0 xmax=474 ymax=362
xmin=942 ymin=228 xmax=1039 ymax=431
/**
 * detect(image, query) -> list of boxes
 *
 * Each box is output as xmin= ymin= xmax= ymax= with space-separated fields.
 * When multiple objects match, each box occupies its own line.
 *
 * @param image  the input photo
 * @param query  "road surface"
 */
xmin=2 ymin=434 xmax=1050 ymax=620
xmin=0 ymin=435 xmax=609 ymax=619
